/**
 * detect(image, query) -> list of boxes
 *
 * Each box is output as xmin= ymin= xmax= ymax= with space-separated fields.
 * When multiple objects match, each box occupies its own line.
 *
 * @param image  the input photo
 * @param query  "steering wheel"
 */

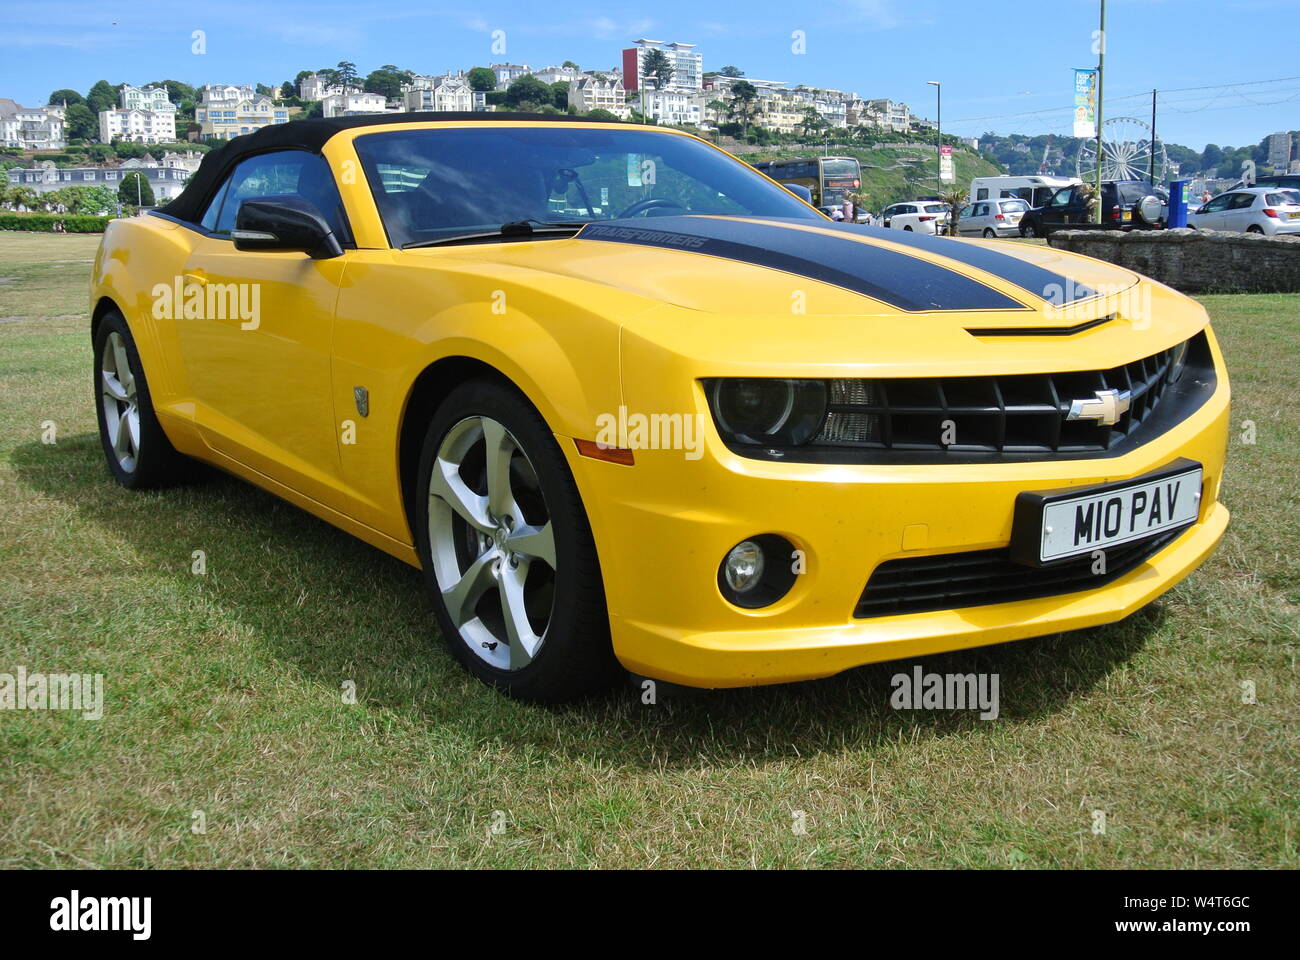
xmin=616 ymin=198 xmax=686 ymax=219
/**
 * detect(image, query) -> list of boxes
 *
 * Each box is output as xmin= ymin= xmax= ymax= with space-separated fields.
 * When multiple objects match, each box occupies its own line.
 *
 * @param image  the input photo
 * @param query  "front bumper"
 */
xmin=565 ymin=329 xmax=1231 ymax=689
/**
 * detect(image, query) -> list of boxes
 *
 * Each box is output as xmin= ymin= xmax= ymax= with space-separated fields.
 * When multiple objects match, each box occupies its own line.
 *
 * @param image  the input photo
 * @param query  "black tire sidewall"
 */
xmin=414 ymin=378 xmax=619 ymax=702
xmin=93 ymin=310 xmax=179 ymax=489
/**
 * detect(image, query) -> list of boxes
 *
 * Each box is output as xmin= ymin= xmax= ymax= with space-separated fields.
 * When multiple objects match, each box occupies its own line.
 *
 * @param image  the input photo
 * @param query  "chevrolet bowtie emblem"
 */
xmin=1066 ymin=388 xmax=1131 ymax=427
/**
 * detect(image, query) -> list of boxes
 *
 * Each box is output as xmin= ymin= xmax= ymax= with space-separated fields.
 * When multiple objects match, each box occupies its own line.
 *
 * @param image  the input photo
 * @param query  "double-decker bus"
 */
xmin=750 ymin=156 xmax=862 ymax=209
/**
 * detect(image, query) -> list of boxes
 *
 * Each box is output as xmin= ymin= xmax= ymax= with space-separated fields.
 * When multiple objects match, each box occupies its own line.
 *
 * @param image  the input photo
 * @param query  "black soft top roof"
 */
xmin=158 ymin=111 xmax=623 ymax=224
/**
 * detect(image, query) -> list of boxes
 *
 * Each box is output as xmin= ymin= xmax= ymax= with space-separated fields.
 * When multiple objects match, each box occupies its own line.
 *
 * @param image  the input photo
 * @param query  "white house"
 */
xmin=322 ymin=90 xmax=403 ymax=118
xmin=195 ymin=85 xmax=289 ymax=140
xmin=568 ymin=76 xmax=629 ymax=118
xmin=0 ymin=99 xmax=66 ymax=149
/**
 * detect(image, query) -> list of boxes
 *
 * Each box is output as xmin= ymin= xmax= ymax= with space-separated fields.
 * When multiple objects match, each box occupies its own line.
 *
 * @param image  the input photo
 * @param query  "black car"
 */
xmin=1019 ymin=180 xmax=1163 ymax=237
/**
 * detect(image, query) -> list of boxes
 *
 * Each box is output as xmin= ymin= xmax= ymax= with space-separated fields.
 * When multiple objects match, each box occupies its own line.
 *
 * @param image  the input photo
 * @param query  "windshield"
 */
xmin=1267 ymin=191 xmax=1300 ymax=206
xmin=923 ymin=203 xmax=948 ymax=214
xmin=999 ymin=199 xmax=1029 ymax=212
xmin=354 ymin=126 xmax=822 ymax=247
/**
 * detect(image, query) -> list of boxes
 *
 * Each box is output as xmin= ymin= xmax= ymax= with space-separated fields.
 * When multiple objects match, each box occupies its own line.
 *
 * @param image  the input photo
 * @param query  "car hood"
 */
xmin=417 ymin=216 xmax=1141 ymax=319
xmin=403 ymin=215 xmax=1202 ymax=372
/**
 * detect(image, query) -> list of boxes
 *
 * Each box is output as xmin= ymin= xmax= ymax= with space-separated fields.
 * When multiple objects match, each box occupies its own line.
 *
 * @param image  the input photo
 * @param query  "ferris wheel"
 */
xmin=1076 ymin=117 xmax=1168 ymax=183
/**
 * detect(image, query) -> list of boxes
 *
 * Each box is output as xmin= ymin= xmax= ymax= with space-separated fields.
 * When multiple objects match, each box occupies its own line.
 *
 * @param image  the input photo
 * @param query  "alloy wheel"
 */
xmin=100 ymin=331 xmax=140 ymax=473
xmin=426 ymin=416 xmax=557 ymax=671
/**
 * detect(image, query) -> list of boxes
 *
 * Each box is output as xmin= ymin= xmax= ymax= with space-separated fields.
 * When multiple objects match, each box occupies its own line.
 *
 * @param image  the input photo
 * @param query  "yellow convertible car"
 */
xmin=90 ymin=114 xmax=1229 ymax=701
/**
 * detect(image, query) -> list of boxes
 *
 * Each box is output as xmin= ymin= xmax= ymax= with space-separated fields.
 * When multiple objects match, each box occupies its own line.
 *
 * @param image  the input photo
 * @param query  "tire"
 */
xmin=903 ymin=225 xmax=913 ymax=232
xmin=1022 ymin=222 xmax=1039 ymax=238
xmin=1247 ymin=225 xmax=1264 ymax=234
xmin=983 ymin=228 xmax=995 ymax=238
xmin=93 ymin=310 xmax=186 ymax=489
xmin=415 ymin=378 xmax=622 ymax=702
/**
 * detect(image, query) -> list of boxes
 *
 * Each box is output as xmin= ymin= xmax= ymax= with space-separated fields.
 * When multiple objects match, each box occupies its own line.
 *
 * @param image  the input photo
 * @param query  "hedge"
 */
xmin=0 ymin=213 xmax=112 ymax=233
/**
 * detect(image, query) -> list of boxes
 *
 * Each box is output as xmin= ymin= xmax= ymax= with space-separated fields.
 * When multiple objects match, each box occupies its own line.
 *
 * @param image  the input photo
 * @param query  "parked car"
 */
xmin=956 ymin=197 xmax=1030 ymax=237
xmin=1019 ymin=180 xmax=1163 ymax=237
xmin=1188 ymin=187 xmax=1300 ymax=235
xmin=881 ymin=200 xmax=950 ymax=233
xmin=89 ymin=113 xmax=1230 ymax=701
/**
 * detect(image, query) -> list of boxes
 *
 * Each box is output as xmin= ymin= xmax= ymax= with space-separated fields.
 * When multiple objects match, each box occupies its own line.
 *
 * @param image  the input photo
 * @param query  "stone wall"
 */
xmin=1047 ymin=228 xmax=1300 ymax=294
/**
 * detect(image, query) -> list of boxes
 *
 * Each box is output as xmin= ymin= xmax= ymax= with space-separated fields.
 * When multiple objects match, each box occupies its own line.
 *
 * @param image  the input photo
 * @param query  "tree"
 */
xmin=334 ymin=61 xmax=360 ymax=91
xmin=586 ymin=108 xmax=620 ymax=123
xmin=719 ymin=65 xmax=745 ymax=78
xmin=939 ymin=188 xmax=966 ymax=235
xmin=641 ymin=49 xmax=674 ymax=91
xmin=51 ymin=184 xmax=117 ymax=215
xmin=281 ymin=80 xmax=298 ymax=100
xmin=364 ymin=65 xmax=414 ymax=101
xmin=86 ymin=80 xmax=119 ymax=116
xmin=1200 ymin=143 xmax=1223 ymax=172
xmin=64 ymin=103 xmax=97 ymax=141
xmin=504 ymin=75 xmax=552 ymax=110
xmin=48 ymin=89 xmax=83 ymax=107
xmin=549 ymin=81 xmax=570 ymax=111
xmin=316 ymin=68 xmax=341 ymax=91
xmin=562 ymin=60 xmax=580 ymax=70
xmin=798 ymin=107 xmax=827 ymax=139
xmin=118 ymin=171 xmax=155 ymax=207
xmin=467 ymin=67 xmax=498 ymax=92
xmin=728 ymin=80 xmax=759 ymax=138
xmin=147 ymin=80 xmax=196 ymax=103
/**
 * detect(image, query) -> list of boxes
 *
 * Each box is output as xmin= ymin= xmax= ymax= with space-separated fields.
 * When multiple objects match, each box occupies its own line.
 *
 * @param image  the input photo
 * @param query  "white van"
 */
xmin=969 ymin=175 xmax=1081 ymax=209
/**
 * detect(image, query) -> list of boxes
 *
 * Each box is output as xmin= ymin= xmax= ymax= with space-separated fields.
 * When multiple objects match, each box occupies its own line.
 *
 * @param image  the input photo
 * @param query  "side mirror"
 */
xmin=233 ymin=196 xmax=343 ymax=259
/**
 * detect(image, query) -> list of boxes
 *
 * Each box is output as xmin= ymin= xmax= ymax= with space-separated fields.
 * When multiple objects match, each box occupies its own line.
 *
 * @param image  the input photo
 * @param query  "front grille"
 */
xmin=854 ymin=528 xmax=1186 ymax=619
xmin=719 ymin=332 xmax=1215 ymax=464
xmin=819 ymin=343 xmax=1185 ymax=455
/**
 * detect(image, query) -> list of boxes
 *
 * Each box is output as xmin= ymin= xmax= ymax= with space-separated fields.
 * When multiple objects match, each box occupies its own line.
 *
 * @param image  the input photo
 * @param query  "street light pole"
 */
xmin=1095 ymin=0 xmax=1106 ymax=223
xmin=927 ymin=80 xmax=941 ymax=192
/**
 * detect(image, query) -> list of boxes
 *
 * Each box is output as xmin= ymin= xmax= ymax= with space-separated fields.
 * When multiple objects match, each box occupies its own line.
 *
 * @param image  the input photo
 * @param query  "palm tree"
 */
xmin=939 ymin=188 xmax=967 ymax=236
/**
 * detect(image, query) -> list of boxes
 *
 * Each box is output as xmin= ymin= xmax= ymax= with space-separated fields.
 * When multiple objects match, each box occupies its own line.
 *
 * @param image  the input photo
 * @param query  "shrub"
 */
xmin=0 ymin=212 xmax=112 ymax=233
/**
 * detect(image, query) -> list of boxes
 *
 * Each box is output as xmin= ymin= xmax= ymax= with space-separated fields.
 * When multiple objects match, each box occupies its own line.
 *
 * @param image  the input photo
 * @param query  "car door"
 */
xmin=1222 ymin=192 xmax=1257 ymax=232
xmin=1041 ymin=187 xmax=1076 ymax=230
xmin=957 ymin=203 xmax=977 ymax=235
xmin=176 ymin=149 xmax=352 ymax=509
xmin=1194 ymin=192 xmax=1232 ymax=229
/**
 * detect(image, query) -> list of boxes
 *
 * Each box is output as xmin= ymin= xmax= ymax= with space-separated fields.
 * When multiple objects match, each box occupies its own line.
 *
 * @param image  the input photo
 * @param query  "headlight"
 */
xmin=706 ymin=378 xmax=827 ymax=446
xmin=1168 ymin=339 xmax=1190 ymax=383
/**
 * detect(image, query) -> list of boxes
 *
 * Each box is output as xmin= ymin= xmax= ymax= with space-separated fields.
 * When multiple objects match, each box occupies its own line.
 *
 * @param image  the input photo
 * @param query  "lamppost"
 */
xmin=927 ymin=80 xmax=941 ymax=192
xmin=1094 ymin=0 xmax=1106 ymax=223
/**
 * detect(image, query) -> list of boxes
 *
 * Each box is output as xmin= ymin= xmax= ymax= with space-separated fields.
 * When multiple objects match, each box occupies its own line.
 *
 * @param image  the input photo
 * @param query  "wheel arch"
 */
xmin=397 ymin=355 xmax=550 ymax=545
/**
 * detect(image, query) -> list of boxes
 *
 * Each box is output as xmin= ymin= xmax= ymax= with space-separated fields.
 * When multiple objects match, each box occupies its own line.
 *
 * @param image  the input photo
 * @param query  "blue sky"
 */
xmin=3 ymin=0 xmax=1297 ymax=150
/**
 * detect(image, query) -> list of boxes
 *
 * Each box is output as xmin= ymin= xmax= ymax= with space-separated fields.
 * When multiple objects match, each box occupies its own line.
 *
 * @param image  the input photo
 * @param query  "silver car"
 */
xmin=1189 ymin=187 xmax=1300 ymax=236
xmin=956 ymin=197 xmax=1030 ymax=238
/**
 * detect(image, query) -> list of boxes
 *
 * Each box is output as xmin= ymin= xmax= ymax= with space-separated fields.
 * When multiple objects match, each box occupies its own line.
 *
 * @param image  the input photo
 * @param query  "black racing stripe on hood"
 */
xmin=800 ymin=220 xmax=1099 ymax=304
xmin=577 ymin=217 xmax=1027 ymax=313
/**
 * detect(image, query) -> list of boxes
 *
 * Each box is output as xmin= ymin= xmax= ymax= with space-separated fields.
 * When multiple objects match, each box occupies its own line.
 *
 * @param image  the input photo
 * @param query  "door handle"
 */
xmin=183 ymin=270 xmax=207 ymax=287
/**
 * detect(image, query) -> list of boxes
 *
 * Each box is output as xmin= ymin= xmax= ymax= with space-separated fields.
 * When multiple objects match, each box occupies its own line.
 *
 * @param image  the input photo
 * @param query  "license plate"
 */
xmin=1009 ymin=214 xmax=1022 ymax=222
xmin=1289 ymin=211 xmax=1300 ymax=219
xmin=1010 ymin=460 xmax=1202 ymax=566
xmin=1122 ymin=210 xmax=1132 ymax=221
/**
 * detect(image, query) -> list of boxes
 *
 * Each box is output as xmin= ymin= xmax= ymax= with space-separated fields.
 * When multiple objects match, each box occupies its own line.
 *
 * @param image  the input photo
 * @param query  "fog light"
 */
xmin=724 ymin=540 xmax=765 ymax=593
xmin=718 ymin=534 xmax=799 ymax=609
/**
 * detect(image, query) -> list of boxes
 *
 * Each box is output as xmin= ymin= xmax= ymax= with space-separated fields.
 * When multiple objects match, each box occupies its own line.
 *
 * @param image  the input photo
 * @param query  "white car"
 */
xmin=1188 ymin=187 xmax=1300 ymax=236
xmin=881 ymin=201 xmax=950 ymax=234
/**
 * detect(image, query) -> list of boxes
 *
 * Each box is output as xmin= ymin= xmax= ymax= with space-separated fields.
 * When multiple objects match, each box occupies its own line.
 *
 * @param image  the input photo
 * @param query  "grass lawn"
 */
xmin=0 ymin=232 xmax=1295 ymax=869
